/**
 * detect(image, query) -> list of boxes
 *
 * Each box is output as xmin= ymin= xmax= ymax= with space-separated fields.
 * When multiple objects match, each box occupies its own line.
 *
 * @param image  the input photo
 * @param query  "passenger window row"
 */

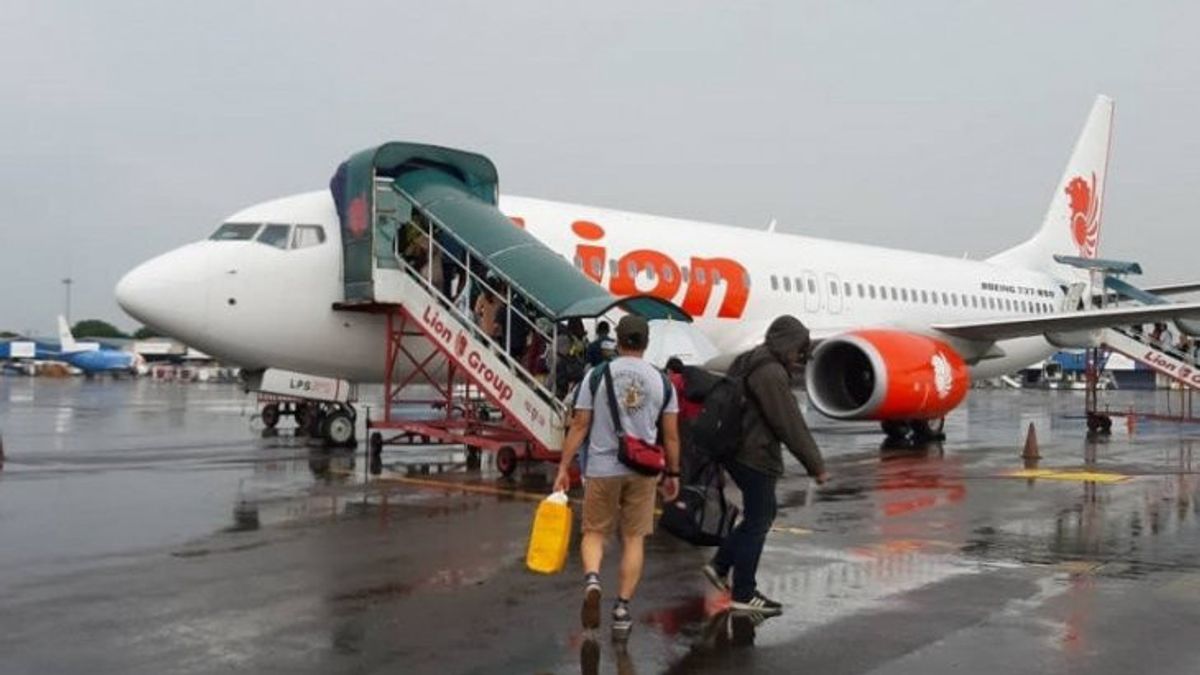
xmin=768 ymin=274 xmax=1056 ymax=315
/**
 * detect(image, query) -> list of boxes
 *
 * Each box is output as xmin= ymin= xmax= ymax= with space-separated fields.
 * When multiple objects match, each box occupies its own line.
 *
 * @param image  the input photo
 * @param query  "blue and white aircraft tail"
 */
xmin=54 ymin=316 xmax=138 ymax=374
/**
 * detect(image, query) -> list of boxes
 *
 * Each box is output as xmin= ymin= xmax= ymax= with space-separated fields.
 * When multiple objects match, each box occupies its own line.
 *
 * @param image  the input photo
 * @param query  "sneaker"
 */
xmin=701 ymin=563 xmax=730 ymax=593
xmin=611 ymin=601 xmax=632 ymax=639
xmin=730 ymin=591 xmax=783 ymax=616
xmin=581 ymin=576 xmax=601 ymax=630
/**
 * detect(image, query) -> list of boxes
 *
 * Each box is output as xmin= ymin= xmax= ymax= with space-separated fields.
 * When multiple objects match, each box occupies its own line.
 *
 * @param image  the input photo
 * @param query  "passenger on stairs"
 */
xmin=1176 ymin=336 xmax=1192 ymax=359
xmin=474 ymin=279 xmax=505 ymax=343
xmin=436 ymin=228 xmax=467 ymax=300
xmin=1150 ymin=323 xmax=1168 ymax=346
xmin=554 ymin=319 xmax=588 ymax=397
xmin=401 ymin=215 xmax=444 ymax=291
xmin=507 ymin=296 xmax=531 ymax=361
xmin=526 ymin=317 xmax=552 ymax=383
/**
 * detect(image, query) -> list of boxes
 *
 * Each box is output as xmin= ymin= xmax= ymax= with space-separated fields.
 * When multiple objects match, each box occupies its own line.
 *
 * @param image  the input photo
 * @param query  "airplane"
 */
xmin=46 ymin=316 xmax=139 ymax=375
xmin=115 ymin=95 xmax=1200 ymax=441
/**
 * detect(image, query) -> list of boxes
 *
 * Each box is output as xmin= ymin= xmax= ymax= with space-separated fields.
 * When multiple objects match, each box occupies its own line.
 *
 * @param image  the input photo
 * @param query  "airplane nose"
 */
xmin=116 ymin=245 xmax=210 ymax=339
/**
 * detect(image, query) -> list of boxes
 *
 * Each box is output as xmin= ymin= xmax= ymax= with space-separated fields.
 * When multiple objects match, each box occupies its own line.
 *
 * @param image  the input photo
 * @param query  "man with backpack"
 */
xmin=699 ymin=315 xmax=828 ymax=615
xmin=584 ymin=321 xmax=617 ymax=367
xmin=553 ymin=318 xmax=588 ymax=397
xmin=553 ymin=314 xmax=681 ymax=639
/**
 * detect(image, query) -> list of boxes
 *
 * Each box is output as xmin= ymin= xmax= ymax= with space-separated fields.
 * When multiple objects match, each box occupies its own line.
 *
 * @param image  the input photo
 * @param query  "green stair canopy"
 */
xmin=330 ymin=141 xmax=688 ymax=322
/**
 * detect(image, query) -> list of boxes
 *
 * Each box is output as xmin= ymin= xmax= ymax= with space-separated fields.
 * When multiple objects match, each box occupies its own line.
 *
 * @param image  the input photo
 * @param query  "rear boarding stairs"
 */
xmin=1055 ymin=257 xmax=1200 ymax=431
xmin=329 ymin=142 xmax=695 ymax=476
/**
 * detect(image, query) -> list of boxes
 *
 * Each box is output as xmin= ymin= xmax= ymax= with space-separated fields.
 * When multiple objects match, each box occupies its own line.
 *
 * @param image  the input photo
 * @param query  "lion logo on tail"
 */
xmin=1065 ymin=173 xmax=1100 ymax=258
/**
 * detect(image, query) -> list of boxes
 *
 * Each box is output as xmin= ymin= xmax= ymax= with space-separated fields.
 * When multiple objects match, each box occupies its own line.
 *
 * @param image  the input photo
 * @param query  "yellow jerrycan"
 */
xmin=526 ymin=491 xmax=573 ymax=574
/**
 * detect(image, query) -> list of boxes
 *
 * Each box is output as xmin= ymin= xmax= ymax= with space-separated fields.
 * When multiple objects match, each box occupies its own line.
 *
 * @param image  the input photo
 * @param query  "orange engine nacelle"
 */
xmin=805 ymin=330 xmax=970 ymax=421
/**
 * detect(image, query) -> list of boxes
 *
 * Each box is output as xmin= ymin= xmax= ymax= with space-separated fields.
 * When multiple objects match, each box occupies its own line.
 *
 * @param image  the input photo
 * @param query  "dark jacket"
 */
xmin=731 ymin=317 xmax=825 ymax=478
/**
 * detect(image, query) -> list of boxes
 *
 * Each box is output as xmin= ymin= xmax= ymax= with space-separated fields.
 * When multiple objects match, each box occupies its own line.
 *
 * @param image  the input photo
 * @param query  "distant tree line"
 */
xmin=68 ymin=320 xmax=161 ymax=340
xmin=0 ymin=322 xmax=160 ymax=340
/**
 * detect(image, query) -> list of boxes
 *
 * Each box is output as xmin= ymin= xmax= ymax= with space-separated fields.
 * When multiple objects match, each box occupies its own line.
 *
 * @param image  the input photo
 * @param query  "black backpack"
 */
xmin=687 ymin=361 xmax=765 ymax=462
xmin=659 ymin=460 xmax=739 ymax=546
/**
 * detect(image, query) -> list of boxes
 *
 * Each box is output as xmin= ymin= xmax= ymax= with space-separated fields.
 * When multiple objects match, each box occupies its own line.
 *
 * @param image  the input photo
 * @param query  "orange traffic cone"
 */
xmin=1021 ymin=422 xmax=1040 ymax=461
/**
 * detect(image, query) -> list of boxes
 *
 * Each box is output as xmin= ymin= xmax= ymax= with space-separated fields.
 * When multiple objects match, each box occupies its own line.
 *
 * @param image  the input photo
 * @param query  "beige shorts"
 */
xmin=582 ymin=474 xmax=659 ymax=537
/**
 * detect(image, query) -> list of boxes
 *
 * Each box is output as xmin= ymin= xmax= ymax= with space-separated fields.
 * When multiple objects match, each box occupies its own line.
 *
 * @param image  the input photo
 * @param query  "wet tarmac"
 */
xmin=3 ymin=377 xmax=1200 ymax=674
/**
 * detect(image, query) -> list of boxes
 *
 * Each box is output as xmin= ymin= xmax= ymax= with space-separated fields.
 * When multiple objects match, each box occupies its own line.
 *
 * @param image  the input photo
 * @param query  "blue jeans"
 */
xmin=711 ymin=461 xmax=777 ymax=602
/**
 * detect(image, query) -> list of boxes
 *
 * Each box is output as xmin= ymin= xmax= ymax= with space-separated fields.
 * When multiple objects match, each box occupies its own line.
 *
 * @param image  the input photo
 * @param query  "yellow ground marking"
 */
xmin=1004 ymin=469 xmax=1130 ymax=483
xmin=1058 ymin=561 xmax=1105 ymax=575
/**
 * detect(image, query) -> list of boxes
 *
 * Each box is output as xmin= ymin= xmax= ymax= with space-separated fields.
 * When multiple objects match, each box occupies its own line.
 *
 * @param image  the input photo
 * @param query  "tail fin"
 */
xmin=989 ymin=95 xmax=1114 ymax=279
xmin=57 ymin=315 xmax=78 ymax=353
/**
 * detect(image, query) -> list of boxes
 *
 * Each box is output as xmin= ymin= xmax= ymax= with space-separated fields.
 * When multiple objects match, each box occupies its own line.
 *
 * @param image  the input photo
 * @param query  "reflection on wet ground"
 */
xmin=4 ymin=381 xmax=1200 ymax=673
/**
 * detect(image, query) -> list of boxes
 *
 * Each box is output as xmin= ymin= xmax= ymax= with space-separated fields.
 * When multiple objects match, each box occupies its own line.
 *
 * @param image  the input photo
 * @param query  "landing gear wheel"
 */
xmin=261 ymin=403 xmax=280 ymax=429
xmin=881 ymin=420 xmax=911 ymax=440
xmin=496 ymin=446 xmax=518 ymax=478
xmin=322 ymin=409 xmax=356 ymax=447
xmin=910 ymin=418 xmax=946 ymax=442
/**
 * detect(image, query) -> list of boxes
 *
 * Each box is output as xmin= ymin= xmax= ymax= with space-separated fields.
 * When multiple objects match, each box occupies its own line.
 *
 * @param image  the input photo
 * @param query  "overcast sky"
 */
xmin=3 ymin=1 xmax=1199 ymax=335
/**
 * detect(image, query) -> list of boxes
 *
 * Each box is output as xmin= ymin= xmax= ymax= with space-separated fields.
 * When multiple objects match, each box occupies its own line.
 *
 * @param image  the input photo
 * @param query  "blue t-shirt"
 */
xmin=574 ymin=357 xmax=678 ymax=478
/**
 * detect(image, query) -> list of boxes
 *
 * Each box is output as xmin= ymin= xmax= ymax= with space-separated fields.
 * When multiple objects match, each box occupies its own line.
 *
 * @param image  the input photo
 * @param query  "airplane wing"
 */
xmin=1142 ymin=282 xmax=1200 ymax=296
xmin=933 ymin=301 xmax=1200 ymax=341
xmin=1096 ymin=281 xmax=1200 ymax=304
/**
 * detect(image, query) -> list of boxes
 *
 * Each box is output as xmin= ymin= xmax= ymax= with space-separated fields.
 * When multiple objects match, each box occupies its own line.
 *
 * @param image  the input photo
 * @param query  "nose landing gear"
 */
xmin=321 ymin=405 xmax=357 ymax=446
xmin=256 ymin=399 xmax=358 ymax=448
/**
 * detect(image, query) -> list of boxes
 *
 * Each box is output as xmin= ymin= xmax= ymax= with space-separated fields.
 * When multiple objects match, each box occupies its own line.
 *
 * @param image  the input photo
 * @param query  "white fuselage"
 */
xmin=116 ymin=190 xmax=1062 ymax=384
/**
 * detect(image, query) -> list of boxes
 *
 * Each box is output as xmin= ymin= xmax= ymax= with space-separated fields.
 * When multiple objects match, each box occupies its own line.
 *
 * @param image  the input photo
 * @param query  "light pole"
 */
xmin=62 ymin=277 xmax=73 ymax=325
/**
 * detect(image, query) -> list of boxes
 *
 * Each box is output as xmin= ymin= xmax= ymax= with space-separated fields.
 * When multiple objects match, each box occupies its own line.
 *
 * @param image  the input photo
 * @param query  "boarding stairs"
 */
xmin=328 ymin=142 xmax=696 ymax=473
xmin=376 ymin=254 xmax=567 ymax=453
xmin=1048 ymin=256 xmax=1200 ymax=429
xmin=1100 ymin=328 xmax=1200 ymax=390
xmin=1094 ymin=274 xmax=1200 ymax=390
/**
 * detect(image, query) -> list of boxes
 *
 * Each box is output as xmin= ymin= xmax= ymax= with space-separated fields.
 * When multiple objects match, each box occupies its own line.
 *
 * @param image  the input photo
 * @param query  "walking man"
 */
xmin=703 ymin=315 xmax=828 ymax=615
xmin=554 ymin=315 xmax=681 ymax=639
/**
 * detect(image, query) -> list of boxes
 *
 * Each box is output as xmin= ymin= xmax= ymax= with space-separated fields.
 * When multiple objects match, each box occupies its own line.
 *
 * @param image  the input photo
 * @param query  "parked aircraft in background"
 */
xmin=54 ymin=317 xmax=139 ymax=375
xmin=116 ymin=96 xmax=1200 ymax=439
xmin=0 ymin=317 xmax=138 ymax=376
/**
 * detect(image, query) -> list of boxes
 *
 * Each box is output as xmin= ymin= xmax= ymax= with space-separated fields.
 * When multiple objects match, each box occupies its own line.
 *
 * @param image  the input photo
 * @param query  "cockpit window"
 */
xmin=257 ymin=224 xmax=291 ymax=249
xmin=209 ymin=222 xmax=261 ymax=241
xmin=291 ymin=225 xmax=326 ymax=249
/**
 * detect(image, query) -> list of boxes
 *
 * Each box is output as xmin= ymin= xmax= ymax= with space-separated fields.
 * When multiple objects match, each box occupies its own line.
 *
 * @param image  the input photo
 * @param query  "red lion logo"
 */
xmin=347 ymin=195 xmax=369 ymax=238
xmin=1065 ymin=173 xmax=1100 ymax=258
xmin=455 ymin=333 xmax=468 ymax=358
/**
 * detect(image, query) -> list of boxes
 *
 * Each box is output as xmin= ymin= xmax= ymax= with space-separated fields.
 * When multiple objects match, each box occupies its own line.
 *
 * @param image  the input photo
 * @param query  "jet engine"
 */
xmin=805 ymin=330 xmax=970 ymax=420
